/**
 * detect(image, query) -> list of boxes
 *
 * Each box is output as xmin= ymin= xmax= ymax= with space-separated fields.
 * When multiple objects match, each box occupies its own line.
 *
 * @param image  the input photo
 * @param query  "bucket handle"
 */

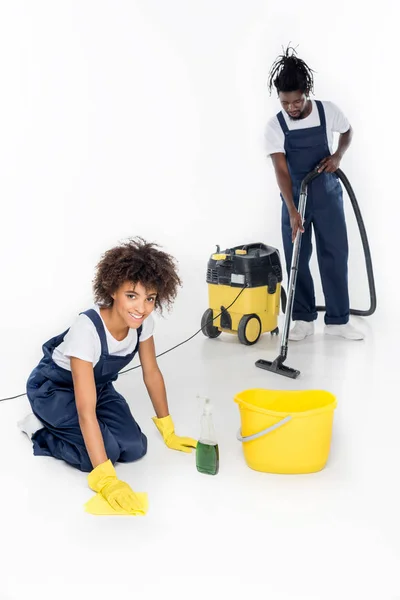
xmin=237 ymin=415 xmax=292 ymax=443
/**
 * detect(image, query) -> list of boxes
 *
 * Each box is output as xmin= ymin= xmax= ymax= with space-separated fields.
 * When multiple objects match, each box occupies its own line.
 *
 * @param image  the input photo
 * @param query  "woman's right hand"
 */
xmin=289 ymin=208 xmax=305 ymax=242
xmin=100 ymin=478 xmax=144 ymax=513
xmin=88 ymin=459 xmax=145 ymax=513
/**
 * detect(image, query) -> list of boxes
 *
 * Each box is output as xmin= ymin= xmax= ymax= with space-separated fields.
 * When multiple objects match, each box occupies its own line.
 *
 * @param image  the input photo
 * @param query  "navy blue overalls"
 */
xmin=26 ymin=309 xmax=148 ymax=473
xmin=278 ymin=100 xmax=350 ymax=324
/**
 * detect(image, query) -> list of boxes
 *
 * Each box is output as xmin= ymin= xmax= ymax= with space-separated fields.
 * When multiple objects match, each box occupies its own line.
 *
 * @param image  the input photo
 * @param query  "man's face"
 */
xmin=278 ymin=90 xmax=308 ymax=120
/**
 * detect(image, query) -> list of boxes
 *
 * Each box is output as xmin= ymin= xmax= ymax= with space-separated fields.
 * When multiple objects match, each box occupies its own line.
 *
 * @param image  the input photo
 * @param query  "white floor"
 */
xmin=1 ymin=309 xmax=399 ymax=600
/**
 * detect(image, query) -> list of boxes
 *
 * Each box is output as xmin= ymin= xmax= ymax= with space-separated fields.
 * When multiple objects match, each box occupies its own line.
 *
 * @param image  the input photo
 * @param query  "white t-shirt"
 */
xmin=264 ymin=99 xmax=350 ymax=157
xmin=52 ymin=305 xmax=155 ymax=371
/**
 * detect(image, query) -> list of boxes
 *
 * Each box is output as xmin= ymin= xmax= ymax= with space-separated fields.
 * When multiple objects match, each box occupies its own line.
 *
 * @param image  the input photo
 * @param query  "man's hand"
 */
xmin=317 ymin=153 xmax=341 ymax=173
xmin=289 ymin=208 xmax=304 ymax=243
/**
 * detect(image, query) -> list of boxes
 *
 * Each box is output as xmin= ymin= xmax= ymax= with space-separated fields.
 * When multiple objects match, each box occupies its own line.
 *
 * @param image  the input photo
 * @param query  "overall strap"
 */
xmin=133 ymin=324 xmax=143 ymax=354
xmin=315 ymin=100 xmax=326 ymax=129
xmin=80 ymin=309 xmax=108 ymax=355
xmin=276 ymin=111 xmax=289 ymax=134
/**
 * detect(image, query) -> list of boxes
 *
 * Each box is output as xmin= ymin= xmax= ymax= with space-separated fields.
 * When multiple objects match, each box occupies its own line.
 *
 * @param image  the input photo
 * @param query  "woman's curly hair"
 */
xmin=93 ymin=237 xmax=182 ymax=312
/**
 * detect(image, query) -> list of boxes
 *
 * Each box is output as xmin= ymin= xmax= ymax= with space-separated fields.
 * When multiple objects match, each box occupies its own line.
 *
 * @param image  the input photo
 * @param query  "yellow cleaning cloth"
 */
xmin=84 ymin=491 xmax=149 ymax=516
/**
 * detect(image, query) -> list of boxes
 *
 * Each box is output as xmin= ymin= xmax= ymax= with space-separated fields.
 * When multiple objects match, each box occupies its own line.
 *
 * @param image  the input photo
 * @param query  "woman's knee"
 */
xmin=120 ymin=432 xmax=148 ymax=463
xmin=79 ymin=436 xmax=120 ymax=473
xmin=100 ymin=431 xmax=147 ymax=467
xmin=103 ymin=433 xmax=121 ymax=465
xmin=96 ymin=399 xmax=148 ymax=464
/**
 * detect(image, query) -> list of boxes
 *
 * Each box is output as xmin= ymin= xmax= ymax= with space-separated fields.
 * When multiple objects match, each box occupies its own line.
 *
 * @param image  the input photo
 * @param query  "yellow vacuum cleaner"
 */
xmin=201 ymin=243 xmax=286 ymax=345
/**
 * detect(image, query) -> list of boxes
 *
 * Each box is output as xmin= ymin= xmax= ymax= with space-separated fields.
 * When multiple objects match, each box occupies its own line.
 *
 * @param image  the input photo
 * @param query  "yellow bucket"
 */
xmin=234 ymin=388 xmax=337 ymax=474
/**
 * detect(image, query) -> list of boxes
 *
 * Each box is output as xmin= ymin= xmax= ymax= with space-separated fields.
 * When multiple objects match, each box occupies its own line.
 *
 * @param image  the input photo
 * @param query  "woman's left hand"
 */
xmin=152 ymin=415 xmax=197 ymax=453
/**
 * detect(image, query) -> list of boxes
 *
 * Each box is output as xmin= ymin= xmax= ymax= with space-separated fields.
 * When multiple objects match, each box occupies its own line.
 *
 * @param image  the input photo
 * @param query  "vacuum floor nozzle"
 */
xmin=255 ymin=357 xmax=300 ymax=379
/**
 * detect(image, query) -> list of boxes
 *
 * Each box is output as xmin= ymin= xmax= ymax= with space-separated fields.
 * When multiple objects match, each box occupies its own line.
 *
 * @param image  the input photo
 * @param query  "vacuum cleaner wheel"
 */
xmin=238 ymin=314 xmax=262 ymax=346
xmin=201 ymin=308 xmax=221 ymax=339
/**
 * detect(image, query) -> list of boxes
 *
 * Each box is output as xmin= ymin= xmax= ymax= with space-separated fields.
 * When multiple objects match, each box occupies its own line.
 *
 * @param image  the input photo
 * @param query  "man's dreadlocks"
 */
xmin=267 ymin=45 xmax=315 ymax=96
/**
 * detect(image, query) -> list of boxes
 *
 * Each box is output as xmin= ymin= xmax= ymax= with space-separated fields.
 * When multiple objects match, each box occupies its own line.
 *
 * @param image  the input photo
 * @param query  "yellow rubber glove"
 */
xmin=84 ymin=459 xmax=148 ymax=516
xmin=152 ymin=415 xmax=197 ymax=453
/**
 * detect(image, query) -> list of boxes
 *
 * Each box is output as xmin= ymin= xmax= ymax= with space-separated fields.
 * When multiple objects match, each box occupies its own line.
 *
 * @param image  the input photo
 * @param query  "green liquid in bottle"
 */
xmin=196 ymin=441 xmax=219 ymax=475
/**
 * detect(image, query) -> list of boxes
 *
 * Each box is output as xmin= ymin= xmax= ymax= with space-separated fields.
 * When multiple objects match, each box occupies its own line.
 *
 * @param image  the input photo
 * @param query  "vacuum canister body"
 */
xmin=201 ymin=243 xmax=284 ymax=345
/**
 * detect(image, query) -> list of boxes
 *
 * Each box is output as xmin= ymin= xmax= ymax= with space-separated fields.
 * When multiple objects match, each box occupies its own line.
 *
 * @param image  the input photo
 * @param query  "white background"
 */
xmin=0 ymin=0 xmax=395 ymax=398
xmin=1 ymin=2 xmax=399 ymax=599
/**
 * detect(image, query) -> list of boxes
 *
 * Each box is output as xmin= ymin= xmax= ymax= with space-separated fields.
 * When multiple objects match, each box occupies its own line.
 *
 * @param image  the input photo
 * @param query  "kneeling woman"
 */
xmin=20 ymin=237 xmax=197 ymax=512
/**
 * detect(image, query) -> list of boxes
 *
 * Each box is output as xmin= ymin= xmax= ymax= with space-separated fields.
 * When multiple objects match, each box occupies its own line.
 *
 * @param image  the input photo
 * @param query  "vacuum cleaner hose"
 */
xmin=300 ymin=168 xmax=321 ymax=192
xmin=299 ymin=166 xmax=376 ymax=317
xmin=331 ymin=168 xmax=376 ymax=316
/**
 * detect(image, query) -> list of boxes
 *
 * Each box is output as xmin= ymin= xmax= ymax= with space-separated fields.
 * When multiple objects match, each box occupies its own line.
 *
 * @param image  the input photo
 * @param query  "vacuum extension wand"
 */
xmin=255 ymin=165 xmax=376 ymax=379
xmin=255 ymin=168 xmax=320 ymax=378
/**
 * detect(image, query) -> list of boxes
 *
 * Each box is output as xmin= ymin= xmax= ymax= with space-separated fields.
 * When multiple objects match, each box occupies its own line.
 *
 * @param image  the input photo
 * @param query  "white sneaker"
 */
xmin=324 ymin=323 xmax=364 ymax=340
xmin=18 ymin=413 xmax=44 ymax=439
xmin=288 ymin=320 xmax=314 ymax=341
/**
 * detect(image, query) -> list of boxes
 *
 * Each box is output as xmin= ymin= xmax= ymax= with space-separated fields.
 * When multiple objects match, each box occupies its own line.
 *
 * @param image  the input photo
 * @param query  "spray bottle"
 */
xmin=196 ymin=396 xmax=219 ymax=475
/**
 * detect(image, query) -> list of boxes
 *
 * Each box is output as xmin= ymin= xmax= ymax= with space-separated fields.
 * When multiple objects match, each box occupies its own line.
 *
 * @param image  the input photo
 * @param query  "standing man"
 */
xmin=264 ymin=46 xmax=363 ymax=341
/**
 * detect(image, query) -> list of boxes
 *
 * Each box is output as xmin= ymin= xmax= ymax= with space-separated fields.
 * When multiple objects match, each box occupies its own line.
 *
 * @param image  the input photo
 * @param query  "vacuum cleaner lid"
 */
xmin=207 ymin=243 xmax=283 ymax=289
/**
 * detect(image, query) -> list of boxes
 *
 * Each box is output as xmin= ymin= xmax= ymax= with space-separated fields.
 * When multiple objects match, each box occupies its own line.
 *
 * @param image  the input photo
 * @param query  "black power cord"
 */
xmin=0 ymin=286 xmax=247 ymax=403
xmin=120 ymin=285 xmax=247 ymax=374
